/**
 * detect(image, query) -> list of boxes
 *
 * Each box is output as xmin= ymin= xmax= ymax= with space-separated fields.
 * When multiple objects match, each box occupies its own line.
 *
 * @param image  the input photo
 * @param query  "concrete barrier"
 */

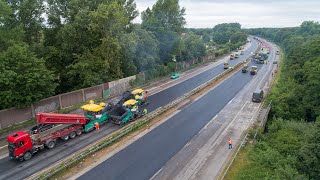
xmin=0 ymin=107 xmax=33 ymax=129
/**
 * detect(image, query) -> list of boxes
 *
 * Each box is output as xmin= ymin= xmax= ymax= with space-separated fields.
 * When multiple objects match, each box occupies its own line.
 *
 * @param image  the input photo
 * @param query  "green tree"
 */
xmin=141 ymin=0 xmax=186 ymax=33
xmin=121 ymin=26 xmax=160 ymax=74
xmin=212 ymin=23 xmax=242 ymax=44
xmin=0 ymin=43 xmax=56 ymax=109
xmin=141 ymin=0 xmax=186 ymax=62
xmin=180 ymin=33 xmax=206 ymax=61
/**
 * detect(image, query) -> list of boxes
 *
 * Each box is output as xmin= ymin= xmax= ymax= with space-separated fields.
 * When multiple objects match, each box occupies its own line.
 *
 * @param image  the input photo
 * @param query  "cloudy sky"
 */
xmin=133 ymin=0 xmax=320 ymax=28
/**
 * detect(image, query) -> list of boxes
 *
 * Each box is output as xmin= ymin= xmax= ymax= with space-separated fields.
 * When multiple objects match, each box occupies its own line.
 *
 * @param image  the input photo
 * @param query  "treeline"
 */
xmin=0 ymin=0 xmax=246 ymax=110
xmin=234 ymin=21 xmax=320 ymax=179
xmin=188 ymin=23 xmax=247 ymax=56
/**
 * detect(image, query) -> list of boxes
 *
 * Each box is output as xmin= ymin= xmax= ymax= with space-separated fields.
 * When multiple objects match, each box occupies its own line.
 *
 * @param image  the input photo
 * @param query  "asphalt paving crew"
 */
xmin=228 ymin=137 xmax=232 ymax=149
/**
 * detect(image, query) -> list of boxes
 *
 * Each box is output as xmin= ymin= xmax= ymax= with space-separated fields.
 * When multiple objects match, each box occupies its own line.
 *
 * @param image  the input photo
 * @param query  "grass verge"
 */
xmin=223 ymin=143 xmax=254 ymax=180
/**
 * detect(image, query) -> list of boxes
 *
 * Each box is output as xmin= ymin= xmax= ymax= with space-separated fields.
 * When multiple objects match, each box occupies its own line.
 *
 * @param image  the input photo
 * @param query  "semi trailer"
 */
xmin=8 ymin=113 xmax=88 ymax=161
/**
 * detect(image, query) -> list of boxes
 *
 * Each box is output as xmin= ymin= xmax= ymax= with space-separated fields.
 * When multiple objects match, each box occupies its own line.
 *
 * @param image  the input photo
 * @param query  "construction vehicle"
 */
xmin=131 ymin=89 xmax=149 ymax=106
xmin=121 ymin=88 xmax=149 ymax=107
xmin=235 ymin=53 xmax=239 ymax=58
xmin=242 ymin=65 xmax=248 ymax=73
xmin=109 ymin=99 xmax=144 ymax=125
xmin=7 ymin=113 xmax=88 ymax=161
xmin=250 ymin=66 xmax=258 ymax=75
xmin=224 ymin=62 xmax=229 ymax=69
xmin=230 ymin=54 xmax=235 ymax=60
xmin=260 ymin=49 xmax=268 ymax=60
xmin=81 ymin=102 xmax=112 ymax=132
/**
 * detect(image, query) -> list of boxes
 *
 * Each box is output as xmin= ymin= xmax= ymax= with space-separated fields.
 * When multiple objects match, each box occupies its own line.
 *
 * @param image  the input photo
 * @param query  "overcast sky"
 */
xmin=133 ymin=0 xmax=320 ymax=28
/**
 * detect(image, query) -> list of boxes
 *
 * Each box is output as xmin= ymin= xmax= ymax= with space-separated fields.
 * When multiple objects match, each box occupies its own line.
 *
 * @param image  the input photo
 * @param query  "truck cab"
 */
xmin=7 ymin=132 xmax=33 ymax=161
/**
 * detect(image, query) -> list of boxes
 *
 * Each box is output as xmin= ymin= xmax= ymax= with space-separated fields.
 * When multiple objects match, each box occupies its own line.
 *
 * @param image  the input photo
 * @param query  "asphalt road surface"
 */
xmin=79 ymin=53 xmax=264 ymax=180
xmin=0 ymin=40 xmax=258 ymax=180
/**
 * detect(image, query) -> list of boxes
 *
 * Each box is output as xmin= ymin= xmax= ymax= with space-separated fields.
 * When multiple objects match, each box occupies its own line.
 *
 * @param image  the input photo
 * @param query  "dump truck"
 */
xmin=230 ymin=54 xmax=235 ymax=60
xmin=224 ymin=62 xmax=229 ymax=69
xmin=250 ymin=66 xmax=258 ymax=75
xmin=242 ymin=65 xmax=248 ymax=73
xmin=7 ymin=113 xmax=88 ymax=161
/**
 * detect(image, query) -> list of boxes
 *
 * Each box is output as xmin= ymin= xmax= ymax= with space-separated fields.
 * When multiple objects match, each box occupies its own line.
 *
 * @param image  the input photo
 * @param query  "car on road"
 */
xmin=171 ymin=73 xmax=180 ymax=79
xmin=242 ymin=65 xmax=248 ymax=73
xmin=224 ymin=62 xmax=229 ymax=69
xmin=235 ymin=54 xmax=239 ymax=58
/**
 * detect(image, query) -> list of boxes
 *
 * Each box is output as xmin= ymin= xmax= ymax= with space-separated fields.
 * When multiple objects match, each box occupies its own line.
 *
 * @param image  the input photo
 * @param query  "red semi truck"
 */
xmin=7 ymin=113 xmax=88 ymax=161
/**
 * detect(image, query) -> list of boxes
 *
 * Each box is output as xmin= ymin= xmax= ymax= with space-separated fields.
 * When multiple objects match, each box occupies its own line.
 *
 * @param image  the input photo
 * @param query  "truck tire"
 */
xmin=23 ymin=151 xmax=32 ymax=161
xmin=76 ymin=128 xmax=82 ymax=136
xmin=46 ymin=140 xmax=56 ymax=149
xmin=61 ymin=134 xmax=69 ymax=141
xmin=69 ymin=131 xmax=76 ymax=139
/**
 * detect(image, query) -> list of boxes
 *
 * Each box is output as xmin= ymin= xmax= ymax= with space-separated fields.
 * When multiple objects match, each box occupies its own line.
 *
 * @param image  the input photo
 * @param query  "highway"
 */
xmin=0 ymin=40 xmax=258 ymax=180
xmin=78 ymin=54 xmax=265 ymax=180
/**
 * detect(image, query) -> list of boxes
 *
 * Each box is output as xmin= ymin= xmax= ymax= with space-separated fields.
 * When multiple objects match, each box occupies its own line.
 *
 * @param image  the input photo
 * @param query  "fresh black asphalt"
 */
xmin=79 ymin=59 xmax=263 ymax=180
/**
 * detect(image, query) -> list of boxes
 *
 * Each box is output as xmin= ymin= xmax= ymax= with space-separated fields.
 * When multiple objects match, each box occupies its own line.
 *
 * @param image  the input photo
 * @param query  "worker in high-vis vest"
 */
xmin=95 ymin=122 xmax=100 ymax=130
xmin=143 ymin=91 xmax=148 ymax=100
xmin=143 ymin=108 xmax=148 ymax=115
xmin=228 ymin=138 xmax=232 ymax=149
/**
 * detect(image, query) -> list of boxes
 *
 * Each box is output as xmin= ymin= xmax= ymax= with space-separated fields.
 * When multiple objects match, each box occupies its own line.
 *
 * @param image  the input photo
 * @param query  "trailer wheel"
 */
xmin=69 ymin=131 xmax=76 ymax=139
xmin=23 ymin=151 xmax=32 ymax=161
xmin=46 ymin=140 xmax=56 ymax=149
xmin=61 ymin=134 xmax=69 ymax=141
xmin=76 ymin=128 xmax=82 ymax=136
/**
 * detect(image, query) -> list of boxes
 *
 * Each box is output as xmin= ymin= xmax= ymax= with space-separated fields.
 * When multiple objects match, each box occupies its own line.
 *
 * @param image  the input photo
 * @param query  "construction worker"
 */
xmin=143 ymin=91 xmax=148 ymax=100
xmin=228 ymin=138 xmax=232 ymax=149
xmin=94 ymin=122 xmax=100 ymax=130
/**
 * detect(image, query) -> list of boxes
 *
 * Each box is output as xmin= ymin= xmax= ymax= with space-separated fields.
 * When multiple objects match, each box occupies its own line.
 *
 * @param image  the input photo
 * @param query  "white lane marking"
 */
xmin=184 ymin=142 xmax=191 ymax=148
xmin=227 ymin=97 xmax=235 ymax=105
xmin=150 ymin=168 xmax=163 ymax=180
xmin=199 ymin=115 xmax=218 ymax=134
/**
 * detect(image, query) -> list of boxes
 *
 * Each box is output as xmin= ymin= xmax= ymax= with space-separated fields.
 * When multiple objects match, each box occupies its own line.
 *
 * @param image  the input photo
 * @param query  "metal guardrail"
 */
xmin=29 ymin=45 xmax=260 ymax=180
